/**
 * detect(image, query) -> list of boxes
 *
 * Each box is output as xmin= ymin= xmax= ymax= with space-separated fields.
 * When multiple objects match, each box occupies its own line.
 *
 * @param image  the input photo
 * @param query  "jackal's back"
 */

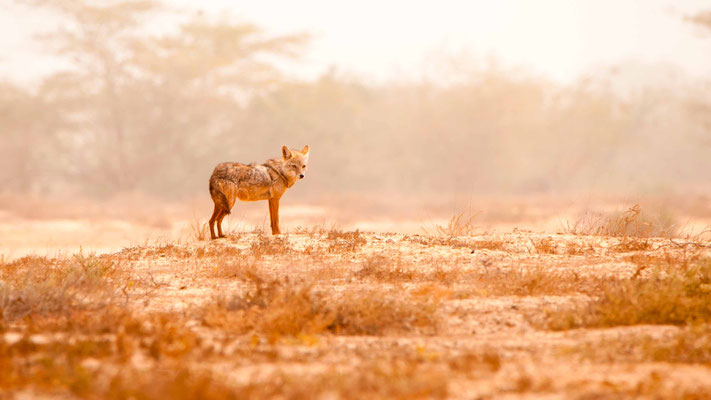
xmin=209 ymin=161 xmax=276 ymax=209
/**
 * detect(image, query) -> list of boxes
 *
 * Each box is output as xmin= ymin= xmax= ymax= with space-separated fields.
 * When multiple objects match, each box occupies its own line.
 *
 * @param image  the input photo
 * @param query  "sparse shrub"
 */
xmin=107 ymin=367 xmax=239 ymax=400
xmin=250 ymin=234 xmax=292 ymax=258
xmin=145 ymin=314 xmax=201 ymax=360
xmin=202 ymin=278 xmax=333 ymax=343
xmin=547 ymin=258 xmax=711 ymax=329
xmin=568 ymin=325 xmax=711 ymax=365
xmin=0 ymin=254 xmax=116 ymax=322
xmin=201 ymin=275 xmax=440 ymax=341
xmin=0 ymin=334 xmax=111 ymax=395
xmin=327 ymin=229 xmax=367 ymax=252
xmin=145 ymin=244 xmax=194 ymax=258
xmin=457 ymin=265 xmax=603 ymax=297
xmin=425 ymin=265 xmax=462 ymax=285
xmin=642 ymin=326 xmax=711 ymax=364
xmin=565 ymin=240 xmax=595 ymax=256
xmin=190 ymin=215 xmax=209 ymax=241
xmin=612 ymin=238 xmax=652 ymax=253
xmin=328 ymin=291 xmax=440 ymax=335
xmin=471 ymin=239 xmax=506 ymax=251
xmin=531 ymin=237 xmax=557 ymax=254
xmin=446 ymin=351 xmax=502 ymax=376
xmin=208 ymin=256 xmax=259 ymax=279
xmin=427 ymin=210 xmax=479 ymax=238
xmin=104 ymin=359 xmax=450 ymax=400
xmin=202 ymin=244 xmax=244 ymax=258
xmin=406 ymin=235 xmax=473 ymax=250
xmin=355 ymin=254 xmax=415 ymax=281
xmin=625 ymin=249 xmax=701 ymax=272
xmin=565 ymin=204 xmax=679 ymax=238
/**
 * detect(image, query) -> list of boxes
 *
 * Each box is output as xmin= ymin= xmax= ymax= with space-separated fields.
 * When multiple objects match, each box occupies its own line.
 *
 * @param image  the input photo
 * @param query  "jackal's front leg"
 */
xmin=268 ymin=197 xmax=281 ymax=234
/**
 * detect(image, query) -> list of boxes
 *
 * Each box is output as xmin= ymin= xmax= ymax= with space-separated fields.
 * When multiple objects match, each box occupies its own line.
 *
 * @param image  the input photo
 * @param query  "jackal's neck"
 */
xmin=263 ymin=159 xmax=294 ymax=187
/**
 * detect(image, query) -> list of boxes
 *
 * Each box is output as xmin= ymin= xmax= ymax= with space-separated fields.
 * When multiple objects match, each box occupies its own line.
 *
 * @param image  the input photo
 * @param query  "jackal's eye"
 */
xmin=302 ymin=165 xmax=306 ymax=168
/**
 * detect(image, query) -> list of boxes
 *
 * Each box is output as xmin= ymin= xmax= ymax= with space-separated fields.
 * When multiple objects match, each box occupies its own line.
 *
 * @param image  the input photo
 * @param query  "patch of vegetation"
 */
xmin=201 ymin=273 xmax=440 ymax=342
xmin=250 ymin=234 xmax=292 ymax=258
xmin=326 ymin=229 xmax=367 ymax=252
xmin=0 ymin=254 xmax=118 ymax=322
xmin=104 ymin=359 xmax=451 ymax=400
xmin=565 ymin=204 xmax=678 ymax=238
xmin=547 ymin=258 xmax=711 ymax=330
xmin=568 ymin=326 xmax=711 ymax=364
xmin=208 ymin=255 xmax=259 ymax=279
xmin=463 ymin=265 xmax=604 ymax=297
xmin=427 ymin=210 xmax=480 ymax=238
xmin=471 ymin=239 xmax=507 ymax=251
xmin=530 ymin=237 xmax=558 ymax=254
xmin=190 ymin=215 xmax=210 ymax=241
xmin=355 ymin=254 xmax=415 ymax=281
xmin=144 ymin=244 xmax=195 ymax=258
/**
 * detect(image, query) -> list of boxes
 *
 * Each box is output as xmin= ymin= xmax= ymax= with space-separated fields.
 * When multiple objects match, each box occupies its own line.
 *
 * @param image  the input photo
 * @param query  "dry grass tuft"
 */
xmin=564 ymin=240 xmax=596 ymax=256
xmin=327 ymin=229 xmax=367 ymax=252
xmin=640 ymin=326 xmax=711 ymax=364
xmin=611 ymin=238 xmax=653 ymax=252
xmin=566 ymin=204 xmax=678 ymax=238
xmin=144 ymin=243 xmax=194 ymax=258
xmin=625 ymin=248 xmax=702 ymax=272
xmin=471 ymin=239 xmax=507 ymax=251
xmin=355 ymin=254 xmax=415 ymax=281
xmin=106 ymin=367 xmax=238 ymax=400
xmin=144 ymin=314 xmax=202 ymax=360
xmin=201 ymin=273 xmax=439 ymax=342
xmin=427 ymin=210 xmax=479 ymax=238
xmin=1 ymin=254 xmax=118 ymax=322
xmin=547 ymin=258 xmax=711 ymax=330
xmin=467 ymin=266 xmax=601 ymax=297
xmin=201 ymin=278 xmax=333 ymax=343
xmin=530 ymin=237 xmax=558 ymax=254
xmin=250 ymin=234 xmax=292 ymax=258
xmin=105 ymin=359 xmax=451 ymax=400
xmin=208 ymin=255 xmax=259 ymax=279
xmin=0 ymin=336 xmax=99 ymax=396
xmin=190 ymin=215 xmax=209 ymax=241
xmin=567 ymin=325 xmax=711 ymax=365
xmin=405 ymin=235 xmax=473 ymax=251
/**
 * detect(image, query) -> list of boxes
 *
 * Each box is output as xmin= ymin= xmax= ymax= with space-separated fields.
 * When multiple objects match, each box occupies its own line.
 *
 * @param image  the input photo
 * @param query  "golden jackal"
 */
xmin=208 ymin=145 xmax=310 ymax=239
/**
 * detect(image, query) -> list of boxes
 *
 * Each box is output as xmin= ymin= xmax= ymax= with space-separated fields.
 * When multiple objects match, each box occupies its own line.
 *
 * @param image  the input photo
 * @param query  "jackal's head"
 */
xmin=282 ymin=145 xmax=310 ymax=180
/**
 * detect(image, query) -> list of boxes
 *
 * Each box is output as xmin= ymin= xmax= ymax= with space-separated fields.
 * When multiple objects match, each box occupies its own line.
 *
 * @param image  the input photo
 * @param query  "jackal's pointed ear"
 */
xmin=282 ymin=145 xmax=292 ymax=159
xmin=301 ymin=145 xmax=310 ymax=155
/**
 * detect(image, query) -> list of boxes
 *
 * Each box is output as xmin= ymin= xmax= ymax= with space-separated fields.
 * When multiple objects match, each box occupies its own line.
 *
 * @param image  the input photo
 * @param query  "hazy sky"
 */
xmin=1 ymin=0 xmax=710 ymax=84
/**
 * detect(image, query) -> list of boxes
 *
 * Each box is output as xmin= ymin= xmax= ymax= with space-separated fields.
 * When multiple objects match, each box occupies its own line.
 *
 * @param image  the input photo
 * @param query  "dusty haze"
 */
xmin=1 ymin=0 xmax=711 ymax=256
xmin=4 ymin=3 xmax=711 ymax=400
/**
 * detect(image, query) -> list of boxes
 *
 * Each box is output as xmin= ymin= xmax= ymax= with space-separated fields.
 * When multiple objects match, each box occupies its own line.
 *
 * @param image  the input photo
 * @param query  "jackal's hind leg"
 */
xmin=216 ymin=209 xmax=228 ymax=238
xmin=209 ymin=204 xmax=220 ymax=240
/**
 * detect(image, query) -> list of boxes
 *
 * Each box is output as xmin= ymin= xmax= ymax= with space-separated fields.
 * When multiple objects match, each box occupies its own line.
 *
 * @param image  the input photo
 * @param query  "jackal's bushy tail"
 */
xmin=209 ymin=181 xmax=231 ymax=214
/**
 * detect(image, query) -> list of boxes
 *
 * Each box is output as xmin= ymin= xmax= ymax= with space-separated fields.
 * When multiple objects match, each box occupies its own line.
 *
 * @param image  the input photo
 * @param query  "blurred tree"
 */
xmin=20 ymin=0 xmax=306 ymax=196
xmin=0 ymin=81 xmax=69 ymax=194
xmin=687 ymin=10 xmax=711 ymax=32
xmin=686 ymin=9 xmax=711 ymax=147
xmin=1 ymin=84 xmax=42 ymax=192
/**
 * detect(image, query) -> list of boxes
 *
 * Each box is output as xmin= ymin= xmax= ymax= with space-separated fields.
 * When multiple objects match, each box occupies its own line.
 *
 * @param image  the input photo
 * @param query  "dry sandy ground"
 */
xmin=3 ymin=194 xmax=711 ymax=398
xmin=3 ymin=225 xmax=711 ymax=399
xmin=5 ymin=193 xmax=708 ymax=261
